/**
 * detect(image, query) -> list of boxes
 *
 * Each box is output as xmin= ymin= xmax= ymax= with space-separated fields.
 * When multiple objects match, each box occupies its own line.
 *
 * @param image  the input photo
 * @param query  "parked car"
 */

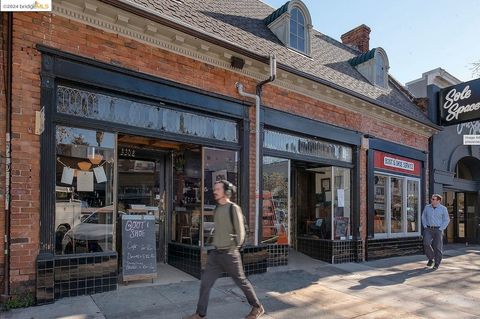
xmin=62 ymin=206 xmax=114 ymax=254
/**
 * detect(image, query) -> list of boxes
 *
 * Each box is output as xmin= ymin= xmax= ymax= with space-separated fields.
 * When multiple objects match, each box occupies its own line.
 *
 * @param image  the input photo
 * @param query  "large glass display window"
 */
xmin=374 ymin=173 xmax=421 ymax=237
xmin=55 ymin=126 xmax=115 ymax=255
xmin=171 ymin=147 xmax=239 ymax=246
xmin=262 ymin=157 xmax=290 ymax=244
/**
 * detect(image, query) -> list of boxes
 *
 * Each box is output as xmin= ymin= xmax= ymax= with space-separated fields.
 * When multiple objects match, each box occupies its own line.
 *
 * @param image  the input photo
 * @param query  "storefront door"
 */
xmin=117 ymin=140 xmax=173 ymax=263
xmin=444 ymin=191 xmax=479 ymax=244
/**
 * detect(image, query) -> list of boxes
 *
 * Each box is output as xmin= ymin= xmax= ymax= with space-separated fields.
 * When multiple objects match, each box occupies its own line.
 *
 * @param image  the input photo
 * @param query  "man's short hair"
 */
xmin=432 ymin=194 xmax=442 ymax=201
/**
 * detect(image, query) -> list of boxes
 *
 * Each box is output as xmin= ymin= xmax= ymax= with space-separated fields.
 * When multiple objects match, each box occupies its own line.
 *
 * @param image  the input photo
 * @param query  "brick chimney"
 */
xmin=341 ymin=24 xmax=371 ymax=53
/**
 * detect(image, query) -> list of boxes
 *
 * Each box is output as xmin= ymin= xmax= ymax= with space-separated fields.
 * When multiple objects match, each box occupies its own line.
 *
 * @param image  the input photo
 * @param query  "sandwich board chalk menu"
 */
xmin=121 ymin=214 xmax=157 ymax=282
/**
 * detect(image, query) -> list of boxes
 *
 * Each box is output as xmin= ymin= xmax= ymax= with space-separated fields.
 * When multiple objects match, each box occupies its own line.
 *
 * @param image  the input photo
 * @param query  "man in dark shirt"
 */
xmin=183 ymin=180 xmax=264 ymax=319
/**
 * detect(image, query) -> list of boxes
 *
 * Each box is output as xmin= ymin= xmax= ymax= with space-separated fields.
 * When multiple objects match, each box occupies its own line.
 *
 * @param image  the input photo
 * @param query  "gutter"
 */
xmin=236 ymin=54 xmax=276 ymax=245
xmin=97 ymin=0 xmax=441 ymax=132
xmin=2 ymin=12 xmax=13 ymax=299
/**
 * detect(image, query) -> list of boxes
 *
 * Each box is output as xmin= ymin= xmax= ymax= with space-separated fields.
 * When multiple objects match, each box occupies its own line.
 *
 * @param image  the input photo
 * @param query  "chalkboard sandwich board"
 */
xmin=121 ymin=214 xmax=157 ymax=283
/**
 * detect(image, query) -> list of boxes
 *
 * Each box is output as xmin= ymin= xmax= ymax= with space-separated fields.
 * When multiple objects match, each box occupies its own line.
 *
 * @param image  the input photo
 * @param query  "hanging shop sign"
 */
xmin=374 ymin=151 xmax=421 ymax=177
xmin=440 ymin=78 xmax=480 ymax=126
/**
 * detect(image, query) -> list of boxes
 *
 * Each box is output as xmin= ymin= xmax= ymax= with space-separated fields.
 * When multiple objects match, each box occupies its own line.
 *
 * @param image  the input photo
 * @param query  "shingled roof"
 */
xmin=111 ymin=0 xmax=436 ymax=128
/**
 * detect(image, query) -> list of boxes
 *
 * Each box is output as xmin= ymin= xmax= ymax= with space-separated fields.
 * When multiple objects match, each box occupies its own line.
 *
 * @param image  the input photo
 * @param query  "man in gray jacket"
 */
xmin=184 ymin=180 xmax=264 ymax=319
xmin=421 ymin=193 xmax=450 ymax=270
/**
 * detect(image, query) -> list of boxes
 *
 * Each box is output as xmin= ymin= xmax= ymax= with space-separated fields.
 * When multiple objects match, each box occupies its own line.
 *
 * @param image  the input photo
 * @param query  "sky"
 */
xmin=262 ymin=0 xmax=480 ymax=85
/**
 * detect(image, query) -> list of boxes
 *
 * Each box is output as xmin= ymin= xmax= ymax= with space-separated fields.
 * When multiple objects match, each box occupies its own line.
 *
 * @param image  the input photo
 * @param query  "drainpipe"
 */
xmin=236 ymin=54 xmax=276 ymax=245
xmin=3 ymin=12 xmax=13 ymax=298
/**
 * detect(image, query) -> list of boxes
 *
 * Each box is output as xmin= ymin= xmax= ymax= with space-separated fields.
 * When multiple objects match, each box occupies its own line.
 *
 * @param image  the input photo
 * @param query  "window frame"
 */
xmin=289 ymin=6 xmax=307 ymax=54
xmin=373 ymin=171 xmax=422 ymax=239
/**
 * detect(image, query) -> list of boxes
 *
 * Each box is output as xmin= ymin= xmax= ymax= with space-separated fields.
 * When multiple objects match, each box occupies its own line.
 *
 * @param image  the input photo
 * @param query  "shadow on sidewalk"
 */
xmin=348 ymin=267 xmax=431 ymax=290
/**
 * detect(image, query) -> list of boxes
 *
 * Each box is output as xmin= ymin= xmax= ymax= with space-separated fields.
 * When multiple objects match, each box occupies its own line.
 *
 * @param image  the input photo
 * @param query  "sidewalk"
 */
xmin=4 ymin=245 xmax=480 ymax=319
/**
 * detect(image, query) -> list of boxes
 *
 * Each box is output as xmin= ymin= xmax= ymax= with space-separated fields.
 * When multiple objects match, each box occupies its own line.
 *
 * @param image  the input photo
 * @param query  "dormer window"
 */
xmin=290 ymin=8 xmax=305 ymax=52
xmin=264 ymin=0 xmax=312 ymax=55
xmin=349 ymin=47 xmax=390 ymax=89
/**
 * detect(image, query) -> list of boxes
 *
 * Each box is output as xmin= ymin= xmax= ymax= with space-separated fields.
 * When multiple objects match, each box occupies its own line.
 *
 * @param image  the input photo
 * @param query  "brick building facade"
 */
xmin=0 ymin=0 xmax=439 ymax=303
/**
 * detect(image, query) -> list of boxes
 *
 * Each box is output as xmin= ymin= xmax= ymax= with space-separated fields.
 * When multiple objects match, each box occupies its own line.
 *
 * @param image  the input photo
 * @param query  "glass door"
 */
xmin=455 ymin=192 xmax=466 ymax=242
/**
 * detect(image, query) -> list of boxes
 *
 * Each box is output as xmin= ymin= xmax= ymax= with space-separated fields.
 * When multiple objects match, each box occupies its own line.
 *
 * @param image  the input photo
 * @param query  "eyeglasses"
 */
xmin=431 ymin=198 xmax=439 ymax=201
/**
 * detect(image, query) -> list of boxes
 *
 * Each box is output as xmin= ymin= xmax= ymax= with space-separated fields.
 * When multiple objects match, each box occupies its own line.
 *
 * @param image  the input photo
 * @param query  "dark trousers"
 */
xmin=423 ymin=228 xmax=443 ymax=265
xmin=196 ymin=249 xmax=261 ymax=316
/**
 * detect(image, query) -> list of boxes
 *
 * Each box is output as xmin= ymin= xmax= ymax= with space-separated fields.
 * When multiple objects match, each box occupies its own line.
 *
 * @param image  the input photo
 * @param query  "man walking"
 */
xmin=421 ymin=194 xmax=450 ymax=270
xmin=184 ymin=180 xmax=264 ymax=319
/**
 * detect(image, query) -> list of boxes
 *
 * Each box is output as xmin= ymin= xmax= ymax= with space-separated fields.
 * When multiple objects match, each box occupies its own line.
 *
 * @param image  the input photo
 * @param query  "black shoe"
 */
xmin=432 ymin=264 xmax=439 ymax=270
xmin=427 ymin=260 xmax=433 ymax=267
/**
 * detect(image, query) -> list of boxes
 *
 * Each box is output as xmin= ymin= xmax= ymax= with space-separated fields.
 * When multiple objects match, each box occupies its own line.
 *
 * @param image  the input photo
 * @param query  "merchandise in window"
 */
xmin=373 ymin=173 xmax=421 ymax=237
xmin=262 ymin=157 xmax=290 ymax=244
xmin=55 ymin=126 xmax=115 ymax=255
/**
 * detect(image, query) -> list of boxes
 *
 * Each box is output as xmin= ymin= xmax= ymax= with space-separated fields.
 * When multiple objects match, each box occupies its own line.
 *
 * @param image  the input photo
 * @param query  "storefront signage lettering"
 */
xmin=440 ymin=78 xmax=480 ymax=126
xmin=374 ymin=151 xmax=421 ymax=177
xmin=383 ymin=156 xmax=414 ymax=171
xmin=121 ymin=215 xmax=157 ymax=281
xmin=457 ymin=121 xmax=480 ymax=135
xmin=120 ymin=147 xmax=136 ymax=158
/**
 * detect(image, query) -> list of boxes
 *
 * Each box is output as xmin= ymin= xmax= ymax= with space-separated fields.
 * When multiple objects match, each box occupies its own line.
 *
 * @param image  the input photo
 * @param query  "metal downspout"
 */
xmin=3 ymin=12 xmax=13 ymax=298
xmin=235 ymin=54 xmax=276 ymax=245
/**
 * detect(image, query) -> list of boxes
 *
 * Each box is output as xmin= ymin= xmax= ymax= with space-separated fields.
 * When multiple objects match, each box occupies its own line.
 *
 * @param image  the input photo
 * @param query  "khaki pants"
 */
xmin=196 ymin=249 xmax=261 ymax=316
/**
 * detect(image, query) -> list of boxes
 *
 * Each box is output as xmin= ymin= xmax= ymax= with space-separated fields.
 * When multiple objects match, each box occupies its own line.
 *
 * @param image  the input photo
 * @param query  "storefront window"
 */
xmin=262 ymin=157 xmax=290 ymax=244
xmin=55 ymin=126 xmax=115 ymax=255
xmin=374 ymin=175 xmax=387 ymax=233
xmin=407 ymin=180 xmax=420 ymax=232
xmin=391 ymin=177 xmax=403 ymax=233
xmin=333 ymin=167 xmax=351 ymax=240
xmin=57 ymin=86 xmax=238 ymax=143
xmin=373 ymin=173 xmax=421 ymax=237
xmin=203 ymin=148 xmax=239 ymax=246
xmin=172 ymin=148 xmax=202 ymax=246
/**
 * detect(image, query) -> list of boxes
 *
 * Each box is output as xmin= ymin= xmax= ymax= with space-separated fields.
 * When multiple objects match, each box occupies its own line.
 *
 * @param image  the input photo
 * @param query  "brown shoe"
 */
xmin=245 ymin=305 xmax=265 ymax=319
xmin=183 ymin=313 xmax=205 ymax=319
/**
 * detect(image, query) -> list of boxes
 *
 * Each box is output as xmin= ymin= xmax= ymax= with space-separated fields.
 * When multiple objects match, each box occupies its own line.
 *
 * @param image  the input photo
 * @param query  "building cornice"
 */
xmin=50 ymin=0 xmax=438 ymax=138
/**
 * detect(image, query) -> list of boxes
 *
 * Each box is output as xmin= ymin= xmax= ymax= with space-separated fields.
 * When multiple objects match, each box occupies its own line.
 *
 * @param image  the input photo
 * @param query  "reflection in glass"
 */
xmin=203 ymin=148 xmax=239 ymax=246
xmin=391 ymin=177 xmax=403 ymax=233
xmin=264 ymin=129 xmax=352 ymax=163
xmin=262 ymin=157 xmax=289 ymax=244
xmin=457 ymin=193 xmax=465 ymax=238
xmin=172 ymin=148 xmax=202 ymax=246
xmin=374 ymin=174 xmax=387 ymax=233
xmin=407 ymin=180 xmax=419 ymax=232
xmin=333 ymin=167 xmax=351 ymax=240
xmin=57 ymin=86 xmax=238 ymax=143
xmin=55 ymin=126 xmax=115 ymax=255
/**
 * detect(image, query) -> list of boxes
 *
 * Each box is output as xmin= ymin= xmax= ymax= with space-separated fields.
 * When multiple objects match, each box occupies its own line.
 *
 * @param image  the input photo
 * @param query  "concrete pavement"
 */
xmin=3 ymin=244 xmax=480 ymax=319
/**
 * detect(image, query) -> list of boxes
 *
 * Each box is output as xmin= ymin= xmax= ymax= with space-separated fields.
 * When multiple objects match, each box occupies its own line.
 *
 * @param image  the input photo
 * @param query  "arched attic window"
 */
xmin=264 ymin=0 xmax=312 ymax=55
xmin=290 ymin=7 xmax=306 ymax=52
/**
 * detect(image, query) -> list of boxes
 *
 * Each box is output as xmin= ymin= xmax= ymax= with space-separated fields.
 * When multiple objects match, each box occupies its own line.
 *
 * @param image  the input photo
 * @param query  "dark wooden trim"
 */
xmin=240 ymin=112 xmax=250 ymax=226
xmin=367 ymin=149 xmax=375 ymax=239
xmin=368 ymin=138 xmax=427 ymax=162
xmin=352 ymin=146 xmax=361 ymax=240
xmin=37 ymin=45 xmax=248 ymax=119
xmin=262 ymin=107 xmax=362 ymax=146
xmin=39 ymin=65 xmax=56 ymax=254
xmin=263 ymin=149 xmax=354 ymax=169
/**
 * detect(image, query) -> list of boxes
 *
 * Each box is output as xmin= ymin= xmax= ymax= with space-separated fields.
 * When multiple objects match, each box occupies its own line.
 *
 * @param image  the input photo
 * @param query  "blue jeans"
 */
xmin=423 ymin=228 xmax=443 ymax=265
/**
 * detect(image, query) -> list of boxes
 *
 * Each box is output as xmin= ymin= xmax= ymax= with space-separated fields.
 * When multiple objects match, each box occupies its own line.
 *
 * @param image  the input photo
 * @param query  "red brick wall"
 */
xmin=7 ymin=12 xmax=429 ymax=291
